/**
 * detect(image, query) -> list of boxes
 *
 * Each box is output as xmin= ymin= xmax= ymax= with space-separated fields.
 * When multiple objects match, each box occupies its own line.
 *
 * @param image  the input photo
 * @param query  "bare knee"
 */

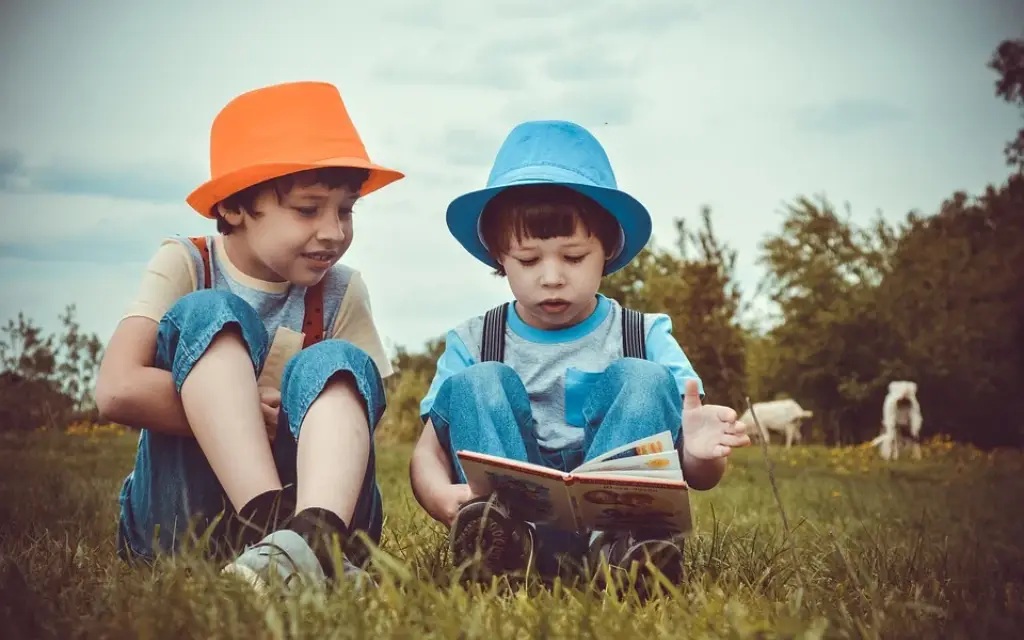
xmin=206 ymin=324 xmax=248 ymax=352
xmin=321 ymin=371 xmax=363 ymax=405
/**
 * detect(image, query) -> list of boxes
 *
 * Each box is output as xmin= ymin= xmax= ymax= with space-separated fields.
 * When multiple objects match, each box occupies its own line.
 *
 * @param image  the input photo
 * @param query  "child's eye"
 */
xmin=565 ymin=254 xmax=588 ymax=264
xmin=296 ymin=207 xmax=318 ymax=217
xmin=338 ymin=208 xmax=353 ymax=219
xmin=517 ymin=257 xmax=539 ymax=267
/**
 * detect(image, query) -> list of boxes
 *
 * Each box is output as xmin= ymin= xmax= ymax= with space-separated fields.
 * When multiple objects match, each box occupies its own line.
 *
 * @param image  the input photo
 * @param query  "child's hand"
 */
xmin=436 ymin=483 xmax=477 ymax=527
xmin=258 ymin=386 xmax=281 ymax=441
xmin=681 ymin=379 xmax=751 ymax=460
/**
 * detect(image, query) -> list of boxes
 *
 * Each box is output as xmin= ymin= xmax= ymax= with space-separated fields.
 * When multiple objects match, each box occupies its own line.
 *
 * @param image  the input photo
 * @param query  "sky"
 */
xmin=1 ymin=0 xmax=1021 ymax=356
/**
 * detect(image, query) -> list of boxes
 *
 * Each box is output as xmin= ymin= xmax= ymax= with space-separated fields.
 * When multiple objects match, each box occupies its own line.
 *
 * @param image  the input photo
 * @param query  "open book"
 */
xmin=457 ymin=431 xmax=692 ymax=535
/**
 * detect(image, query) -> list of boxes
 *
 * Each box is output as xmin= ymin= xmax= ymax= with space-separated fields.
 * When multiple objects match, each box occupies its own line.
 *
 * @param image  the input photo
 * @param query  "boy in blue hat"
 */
xmin=409 ymin=120 xmax=751 ymax=592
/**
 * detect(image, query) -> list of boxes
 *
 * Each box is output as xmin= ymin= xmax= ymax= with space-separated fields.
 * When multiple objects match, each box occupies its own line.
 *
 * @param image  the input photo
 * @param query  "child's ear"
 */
xmin=492 ymin=254 xmax=509 ymax=277
xmin=216 ymin=203 xmax=245 ymax=228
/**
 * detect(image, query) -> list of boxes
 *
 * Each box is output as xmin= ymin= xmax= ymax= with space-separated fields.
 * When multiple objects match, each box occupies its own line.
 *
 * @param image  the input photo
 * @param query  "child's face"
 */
xmin=220 ymin=182 xmax=358 ymax=285
xmin=500 ymin=223 xmax=607 ymax=330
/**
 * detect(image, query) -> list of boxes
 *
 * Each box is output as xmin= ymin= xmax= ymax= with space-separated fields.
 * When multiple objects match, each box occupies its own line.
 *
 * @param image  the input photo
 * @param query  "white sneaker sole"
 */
xmin=221 ymin=561 xmax=268 ymax=594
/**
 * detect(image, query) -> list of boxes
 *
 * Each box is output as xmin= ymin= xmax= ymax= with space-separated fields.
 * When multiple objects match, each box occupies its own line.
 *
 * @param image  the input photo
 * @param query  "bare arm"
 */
xmin=681 ymin=448 xmax=727 ymax=491
xmin=409 ymin=419 xmax=473 ymax=526
xmin=679 ymin=392 xmax=727 ymax=490
xmin=94 ymin=316 xmax=194 ymax=437
xmin=677 ymin=379 xmax=748 ymax=491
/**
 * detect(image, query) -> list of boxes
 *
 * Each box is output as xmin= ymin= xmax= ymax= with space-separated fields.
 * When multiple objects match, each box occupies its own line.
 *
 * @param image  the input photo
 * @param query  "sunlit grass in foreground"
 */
xmin=2 ymin=429 xmax=1022 ymax=638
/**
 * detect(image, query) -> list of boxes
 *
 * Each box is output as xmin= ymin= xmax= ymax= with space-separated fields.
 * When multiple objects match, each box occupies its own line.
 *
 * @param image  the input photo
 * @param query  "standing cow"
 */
xmin=738 ymin=399 xmax=814 ymax=448
xmin=870 ymin=380 xmax=923 ymax=461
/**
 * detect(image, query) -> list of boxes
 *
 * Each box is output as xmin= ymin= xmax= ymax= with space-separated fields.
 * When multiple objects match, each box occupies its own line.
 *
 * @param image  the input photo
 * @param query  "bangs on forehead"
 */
xmin=504 ymin=203 xmax=585 ymax=247
xmin=272 ymin=167 xmax=369 ymax=197
xmin=479 ymin=185 xmax=623 ymax=272
xmin=213 ymin=166 xmax=370 ymax=234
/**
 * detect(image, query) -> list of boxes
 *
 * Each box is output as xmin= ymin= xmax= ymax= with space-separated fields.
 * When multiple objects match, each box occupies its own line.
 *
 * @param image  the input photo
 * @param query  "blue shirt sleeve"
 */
xmin=419 ymin=330 xmax=476 ymax=422
xmin=644 ymin=314 xmax=704 ymax=400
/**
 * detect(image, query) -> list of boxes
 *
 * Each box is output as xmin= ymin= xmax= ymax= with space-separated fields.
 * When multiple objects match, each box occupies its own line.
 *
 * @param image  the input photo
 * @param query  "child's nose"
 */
xmin=317 ymin=217 xmax=346 ymax=244
xmin=539 ymin=263 xmax=564 ymax=286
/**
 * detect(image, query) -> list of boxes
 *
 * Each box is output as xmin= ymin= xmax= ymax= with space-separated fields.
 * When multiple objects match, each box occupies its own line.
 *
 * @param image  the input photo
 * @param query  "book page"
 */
xmin=578 ymin=469 xmax=682 ymax=480
xmin=457 ymin=451 xmax=579 ymax=530
xmin=574 ymin=431 xmax=676 ymax=472
xmin=457 ymin=451 xmax=565 ymax=478
xmin=573 ymin=450 xmax=682 ymax=475
xmin=567 ymin=474 xmax=692 ymax=534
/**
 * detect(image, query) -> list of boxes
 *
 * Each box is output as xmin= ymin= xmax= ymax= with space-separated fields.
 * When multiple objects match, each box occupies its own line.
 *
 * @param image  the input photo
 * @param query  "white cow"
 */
xmin=738 ymin=399 xmax=814 ymax=448
xmin=870 ymin=380 xmax=923 ymax=461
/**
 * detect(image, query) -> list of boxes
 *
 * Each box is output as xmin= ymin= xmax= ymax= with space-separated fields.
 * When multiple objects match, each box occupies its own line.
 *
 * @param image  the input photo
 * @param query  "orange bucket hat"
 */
xmin=186 ymin=81 xmax=404 ymax=217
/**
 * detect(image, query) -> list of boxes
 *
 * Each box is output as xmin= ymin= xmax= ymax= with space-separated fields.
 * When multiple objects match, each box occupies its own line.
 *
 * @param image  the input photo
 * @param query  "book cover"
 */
xmin=457 ymin=431 xmax=693 ymax=534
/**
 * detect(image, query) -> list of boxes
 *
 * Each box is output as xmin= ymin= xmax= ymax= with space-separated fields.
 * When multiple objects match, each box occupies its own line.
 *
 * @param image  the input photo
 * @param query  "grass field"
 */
xmin=2 ymin=426 xmax=1022 ymax=639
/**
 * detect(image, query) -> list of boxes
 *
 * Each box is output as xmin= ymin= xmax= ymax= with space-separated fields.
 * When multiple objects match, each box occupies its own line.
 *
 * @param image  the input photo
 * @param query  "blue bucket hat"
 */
xmin=445 ymin=120 xmax=652 ymax=275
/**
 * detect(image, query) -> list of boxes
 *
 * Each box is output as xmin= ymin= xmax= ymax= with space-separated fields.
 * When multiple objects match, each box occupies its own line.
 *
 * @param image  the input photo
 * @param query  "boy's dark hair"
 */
xmin=214 ymin=167 xmax=370 ymax=234
xmin=479 ymin=185 xmax=622 ymax=276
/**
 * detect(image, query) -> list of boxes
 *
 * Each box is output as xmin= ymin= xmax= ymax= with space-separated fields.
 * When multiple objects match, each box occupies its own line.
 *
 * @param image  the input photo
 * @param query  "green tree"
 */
xmin=755 ymin=195 xmax=897 ymax=444
xmin=377 ymin=337 xmax=445 ymax=443
xmin=0 ymin=306 xmax=104 ymax=430
xmin=989 ymin=35 xmax=1024 ymax=172
xmin=874 ymin=181 xmax=1024 ymax=447
xmin=602 ymin=206 xmax=747 ymax=409
xmin=54 ymin=305 xmax=104 ymax=416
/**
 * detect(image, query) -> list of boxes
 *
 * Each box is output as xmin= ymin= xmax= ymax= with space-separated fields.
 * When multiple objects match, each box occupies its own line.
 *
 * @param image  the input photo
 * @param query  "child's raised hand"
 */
xmin=681 ymin=379 xmax=751 ymax=460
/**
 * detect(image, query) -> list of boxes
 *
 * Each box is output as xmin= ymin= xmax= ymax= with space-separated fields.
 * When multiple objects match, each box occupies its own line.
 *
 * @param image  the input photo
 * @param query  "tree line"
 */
xmin=3 ymin=37 xmax=1022 ymax=447
xmin=381 ymin=36 xmax=1024 ymax=449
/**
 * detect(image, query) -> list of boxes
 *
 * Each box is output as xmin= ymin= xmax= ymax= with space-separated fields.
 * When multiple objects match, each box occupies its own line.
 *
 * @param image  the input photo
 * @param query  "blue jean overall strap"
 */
xmin=478 ymin=301 xmax=646 ymax=361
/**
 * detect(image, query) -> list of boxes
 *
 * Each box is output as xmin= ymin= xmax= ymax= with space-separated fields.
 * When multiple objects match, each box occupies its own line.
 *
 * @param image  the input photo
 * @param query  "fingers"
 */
xmin=259 ymin=386 xmax=282 ymax=407
xmin=260 ymin=402 xmax=277 ymax=423
xmin=715 ymin=406 xmax=738 ymax=423
xmin=446 ymin=484 xmax=477 ymax=527
xmin=707 ymin=436 xmax=750 ymax=459
xmin=726 ymin=420 xmax=748 ymax=436
xmin=720 ymin=433 xmax=750 ymax=448
xmin=682 ymin=378 xmax=703 ymax=410
xmin=260 ymin=402 xmax=278 ymax=440
xmin=692 ymin=403 xmax=739 ymax=424
xmin=456 ymin=483 xmax=476 ymax=503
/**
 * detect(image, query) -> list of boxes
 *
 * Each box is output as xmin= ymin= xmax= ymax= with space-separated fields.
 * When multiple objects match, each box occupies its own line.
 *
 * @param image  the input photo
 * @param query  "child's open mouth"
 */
xmin=540 ymin=300 xmax=570 ymax=313
xmin=302 ymin=251 xmax=337 ymax=267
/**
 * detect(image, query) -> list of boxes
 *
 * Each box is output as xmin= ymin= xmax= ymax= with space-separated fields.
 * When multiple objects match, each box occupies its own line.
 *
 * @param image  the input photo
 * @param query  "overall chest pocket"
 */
xmin=564 ymin=367 xmax=605 ymax=428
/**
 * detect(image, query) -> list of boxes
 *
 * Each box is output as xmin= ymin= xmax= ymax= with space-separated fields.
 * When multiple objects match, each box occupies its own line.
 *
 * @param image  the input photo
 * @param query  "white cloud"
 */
xmin=0 ymin=0 xmax=1021 ymax=355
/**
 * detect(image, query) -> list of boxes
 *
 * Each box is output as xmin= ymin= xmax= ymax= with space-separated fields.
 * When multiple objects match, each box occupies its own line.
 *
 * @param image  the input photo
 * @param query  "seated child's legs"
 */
xmin=275 ymin=338 xmax=387 ymax=561
xmin=581 ymin=357 xmax=684 ymax=460
xmin=531 ymin=445 xmax=590 ymax=578
xmin=429 ymin=361 xmax=545 ymax=481
xmin=429 ymin=362 xmax=543 ymax=578
xmin=118 ymin=289 xmax=271 ymax=561
xmin=219 ymin=338 xmax=387 ymax=590
xmin=579 ymin=357 xmax=688 ymax=594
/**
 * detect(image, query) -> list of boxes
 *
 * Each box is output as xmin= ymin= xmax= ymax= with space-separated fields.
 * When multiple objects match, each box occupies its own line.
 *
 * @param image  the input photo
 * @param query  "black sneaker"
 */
xmin=449 ymin=494 xmax=534 ymax=581
xmin=587 ymin=530 xmax=686 ymax=598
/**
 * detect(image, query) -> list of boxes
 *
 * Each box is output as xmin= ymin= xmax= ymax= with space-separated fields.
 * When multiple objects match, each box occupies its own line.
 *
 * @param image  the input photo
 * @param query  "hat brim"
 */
xmin=446 ymin=179 xmax=652 ymax=275
xmin=186 ymin=157 xmax=405 ymax=218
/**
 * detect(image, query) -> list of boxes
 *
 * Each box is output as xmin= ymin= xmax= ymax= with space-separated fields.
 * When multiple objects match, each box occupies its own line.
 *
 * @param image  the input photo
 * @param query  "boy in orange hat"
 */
xmin=95 ymin=81 xmax=404 ymax=591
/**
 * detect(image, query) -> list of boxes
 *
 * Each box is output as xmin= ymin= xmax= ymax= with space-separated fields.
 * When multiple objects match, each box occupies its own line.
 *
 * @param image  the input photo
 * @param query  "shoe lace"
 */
xmin=249 ymin=541 xmax=302 ymax=578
